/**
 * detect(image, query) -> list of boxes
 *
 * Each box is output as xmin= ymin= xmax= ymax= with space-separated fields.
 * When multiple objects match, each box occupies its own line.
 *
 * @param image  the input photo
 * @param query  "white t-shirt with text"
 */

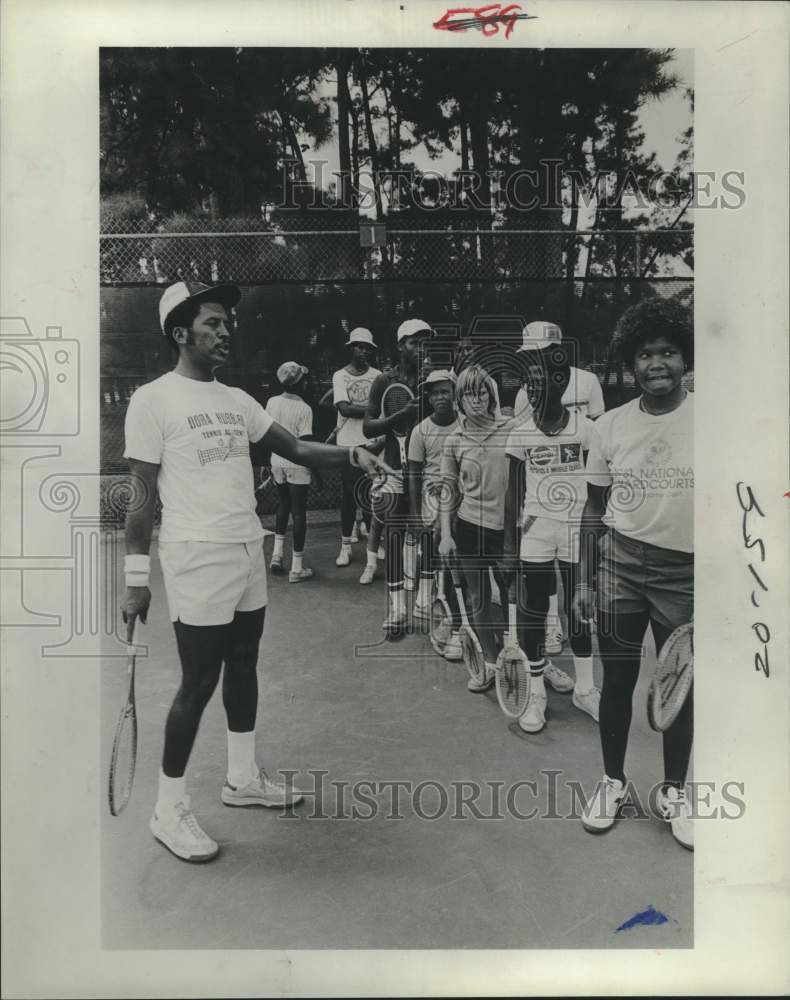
xmin=586 ymin=393 xmax=694 ymax=553
xmin=124 ymin=371 xmax=273 ymax=543
xmin=332 ymin=366 xmax=382 ymax=447
xmin=506 ymin=413 xmax=598 ymax=525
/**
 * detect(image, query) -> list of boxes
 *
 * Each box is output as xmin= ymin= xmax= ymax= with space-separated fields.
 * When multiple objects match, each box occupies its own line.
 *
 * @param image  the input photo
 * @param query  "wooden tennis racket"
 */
xmin=380 ymin=380 xmax=415 ymax=469
xmin=108 ymin=623 xmax=141 ymax=816
xmin=647 ymin=621 xmax=693 ymax=732
xmin=449 ymin=563 xmax=486 ymax=684
xmin=495 ymin=600 xmax=531 ymax=718
xmin=429 ymin=560 xmax=454 ymax=654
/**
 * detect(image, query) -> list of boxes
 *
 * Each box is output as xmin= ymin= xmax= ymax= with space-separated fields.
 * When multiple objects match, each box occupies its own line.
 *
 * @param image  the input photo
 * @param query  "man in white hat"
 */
xmin=331 ymin=327 xmax=382 ymax=574
xmin=121 ymin=281 xmax=390 ymax=863
xmin=513 ymin=321 xmax=605 ymax=654
xmin=363 ymin=318 xmax=432 ymax=636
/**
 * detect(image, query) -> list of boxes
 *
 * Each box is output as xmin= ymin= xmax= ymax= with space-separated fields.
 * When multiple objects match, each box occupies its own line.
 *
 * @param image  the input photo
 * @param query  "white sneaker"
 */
xmin=518 ymin=690 xmax=548 ymax=733
xmin=383 ymin=608 xmax=407 ymax=637
xmin=572 ymin=685 xmax=601 ymax=722
xmin=350 ymin=525 xmax=360 ymax=544
xmin=221 ymin=768 xmax=304 ymax=808
xmin=335 ymin=546 xmax=351 ymax=567
xmin=657 ymin=786 xmax=694 ymax=851
xmin=442 ymin=630 xmax=462 ymax=661
xmin=150 ymin=795 xmax=219 ymax=862
xmin=359 ymin=564 xmax=376 ymax=585
xmin=413 ymin=600 xmax=432 ymax=621
xmin=544 ymin=659 xmax=574 ymax=693
xmin=581 ymin=775 xmax=625 ymax=833
xmin=289 ymin=566 xmax=314 ymax=583
xmin=270 ymin=555 xmax=284 ymax=574
xmin=545 ymin=614 xmax=563 ymax=654
xmin=467 ymin=664 xmax=495 ymax=693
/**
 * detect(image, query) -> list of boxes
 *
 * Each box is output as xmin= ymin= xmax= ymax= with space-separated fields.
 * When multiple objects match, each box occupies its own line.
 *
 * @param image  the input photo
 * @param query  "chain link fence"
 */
xmin=100 ymin=222 xmax=693 ymax=526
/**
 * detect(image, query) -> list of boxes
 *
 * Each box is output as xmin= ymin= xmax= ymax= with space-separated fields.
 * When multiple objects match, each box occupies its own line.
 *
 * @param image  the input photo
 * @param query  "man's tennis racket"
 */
xmin=449 ymin=564 xmax=486 ymax=684
xmin=429 ymin=561 xmax=453 ymax=654
xmin=108 ymin=623 xmax=141 ymax=816
xmin=647 ymin=621 xmax=693 ymax=732
xmin=495 ymin=600 xmax=531 ymax=719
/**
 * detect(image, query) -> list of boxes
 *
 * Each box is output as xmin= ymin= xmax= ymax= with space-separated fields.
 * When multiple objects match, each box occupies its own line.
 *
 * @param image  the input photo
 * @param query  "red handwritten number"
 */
xmin=434 ymin=4 xmax=524 ymax=39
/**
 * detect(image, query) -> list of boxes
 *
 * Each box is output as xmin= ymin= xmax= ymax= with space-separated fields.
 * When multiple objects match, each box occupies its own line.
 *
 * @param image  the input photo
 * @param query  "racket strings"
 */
xmin=109 ymin=708 xmax=137 ymax=814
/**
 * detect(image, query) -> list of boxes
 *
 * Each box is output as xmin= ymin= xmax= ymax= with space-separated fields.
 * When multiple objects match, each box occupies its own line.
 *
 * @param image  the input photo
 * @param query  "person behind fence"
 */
xmin=573 ymin=297 xmax=694 ymax=850
xmin=504 ymin=328 xmax=598 ymax=736
xmin=120 ymin=280 xmax=391 ymax=864
xmin=265 ymin=361 xmax=317 ymax=583
xmin=331 ymin=327 xmax=382 ymax=571
xmin=438 ymin=364 xmax=512 ymax=690
xmin=363 ymin=318 xmax=432 ymax=637
xmin=407 ymin=369 xmax=462 ymax=661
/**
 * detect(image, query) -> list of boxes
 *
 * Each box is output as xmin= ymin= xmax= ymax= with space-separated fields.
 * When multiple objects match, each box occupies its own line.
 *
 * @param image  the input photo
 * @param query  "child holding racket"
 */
xmin=408 ymin=369 xmax=462 ymax=660
xmin=504 ymin=325 xmax=598 ymax=734
xmin=438 ymin=364 xmax=512 ymax=689
xmin=331 ymin=328 xmax=382 ymax=569
xmin=573 ymin=297 xmax=694 ymax=850
xmin=265 ymin=362 xmax=316 ymax=583
xmin=363 ymin=318 xmax=432 ymax=636
xmin=512 ymin=324 xmax=606 ymax=655
xmin=121 ymin=281 xmax=391 ymax=863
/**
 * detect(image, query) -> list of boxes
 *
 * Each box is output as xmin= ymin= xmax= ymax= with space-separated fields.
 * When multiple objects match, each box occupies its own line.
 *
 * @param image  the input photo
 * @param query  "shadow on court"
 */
xmin=101 ymin=524 xmax=692 ymax=950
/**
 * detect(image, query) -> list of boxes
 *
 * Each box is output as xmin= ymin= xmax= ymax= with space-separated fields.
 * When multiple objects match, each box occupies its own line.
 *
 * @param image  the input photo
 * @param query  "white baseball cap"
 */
xmin=345 ymin=327 xmax=377 ymax=348
xmin=420 ymin=369 xmax=457 ymax=388
xmin=517 ymin=321 xmax=563 ymax=352
xmin=276 ymin=361 xmax=309 ymax=387
xmin=159 ymin=280 xmax=241 ymax=336
xmin=397 ymin=318 xmax=432 ymax=342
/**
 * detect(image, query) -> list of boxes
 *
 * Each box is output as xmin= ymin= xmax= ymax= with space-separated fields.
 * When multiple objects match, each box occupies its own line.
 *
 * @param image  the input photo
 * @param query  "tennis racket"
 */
xmin=429 ymin=560 xmax=454 ymax=654
xmin=647 ymin=621 xmax=693 ymax=732
xmin=380 ymin=381 xmax=415 ymax=469
xmin=495 ymin=601 xmax=531 ymax=719
xmin=449 ymin=563 xmax=486 ymax=684
xmin=108 ymin=623 xmax=141 ymax=816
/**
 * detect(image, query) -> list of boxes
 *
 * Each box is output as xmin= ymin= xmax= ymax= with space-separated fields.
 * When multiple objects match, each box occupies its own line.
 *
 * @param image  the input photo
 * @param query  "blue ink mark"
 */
xmin=616 ymin=905 xmax=669 ymax=932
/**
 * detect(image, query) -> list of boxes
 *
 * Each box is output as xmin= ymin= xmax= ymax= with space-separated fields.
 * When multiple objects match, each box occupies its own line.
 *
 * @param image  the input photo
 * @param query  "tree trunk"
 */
xmin=279 ymin=109 xmax=307 ymax=183
xmin=459 ymin=100 xmax=469 ymax=172
xmin=335 ymin=51 xmax=353 ymax=208
xmin=356 ymin=52 xmax=384 ymax=221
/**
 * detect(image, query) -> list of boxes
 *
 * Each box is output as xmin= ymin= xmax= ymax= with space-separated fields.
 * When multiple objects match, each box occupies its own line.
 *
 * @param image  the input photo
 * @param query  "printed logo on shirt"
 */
xmin=525 ymin=442 xmax=581 ymax=472
xmin=185 ymin=410 xmax=249 ymax=466
xmin=347 ymin=376 xmax=375 ymax=403
xmin=645 ymin=436 xmax=672 ymax=466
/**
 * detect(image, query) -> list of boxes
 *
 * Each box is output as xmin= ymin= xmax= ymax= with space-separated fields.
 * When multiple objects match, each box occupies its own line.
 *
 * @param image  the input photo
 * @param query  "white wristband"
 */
xmin=125 ymin=554 xmax=150 ymax=589
xmin=124 ymin=554 xmax=151 ymax=573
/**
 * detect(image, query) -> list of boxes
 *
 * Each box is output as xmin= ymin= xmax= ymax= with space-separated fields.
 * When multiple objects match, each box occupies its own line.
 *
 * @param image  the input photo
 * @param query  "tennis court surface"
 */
xmin=102 ymin=525 xmax=692 ymax=950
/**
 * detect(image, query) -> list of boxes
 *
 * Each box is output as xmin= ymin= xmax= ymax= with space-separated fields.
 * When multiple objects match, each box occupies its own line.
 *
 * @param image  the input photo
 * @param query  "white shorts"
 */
xmin=272 ymin=465 xmax=311 ymax=486
xmin=158 ymin=539 xmax=268 ymax=626
xmin=520 ymin=515 xmax=580 ymax=563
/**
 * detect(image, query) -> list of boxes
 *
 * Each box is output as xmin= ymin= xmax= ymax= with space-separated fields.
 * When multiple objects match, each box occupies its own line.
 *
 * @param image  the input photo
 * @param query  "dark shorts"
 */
xmin=597 ymin=529 xmax=693 ymax=631
xmin=454 ymin=516 xmax=504 ymax=562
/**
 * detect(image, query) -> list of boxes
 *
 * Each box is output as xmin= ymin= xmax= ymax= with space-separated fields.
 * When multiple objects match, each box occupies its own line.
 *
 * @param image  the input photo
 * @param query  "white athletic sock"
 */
xmin=389 ymin=587 xmax=406 ymax=615
xmin=156 ymin=769 xmax=186 ymax=814
xmin=341 ymin=536 xmax=352 ymax=547
xmin=367 ymin=549 xmax=378 ymax=569
xmin=548 ymin=594 xmax=559 ymax=618
xmin=273 ymin=534 xmax=285 ymax=558
xmin=573 ymin=655 xmax=595 ymax=692
xmin=291 ymin=551 xmax=303 ymax=573
xmin=528 ymin=658 xmax=547 ymax=697
xmin=226 ymin=730 xmax=257 ymax=788
xmin=417 ymin=576 xmax=432 ymax=605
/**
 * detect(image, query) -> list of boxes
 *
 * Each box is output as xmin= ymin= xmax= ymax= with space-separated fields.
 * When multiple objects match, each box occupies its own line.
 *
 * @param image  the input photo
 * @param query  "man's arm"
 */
xmin=259 ymin=421 xmax=389 ymax=475
xmin=121 ymin=459 xmax=160 ymax=634
xmin=336 ymin=400 xmax=368 ymax=420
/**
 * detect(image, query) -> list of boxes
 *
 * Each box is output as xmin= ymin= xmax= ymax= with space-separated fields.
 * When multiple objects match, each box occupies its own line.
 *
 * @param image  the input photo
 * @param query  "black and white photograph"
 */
xmin=1 ymin=1 xmax=788 ymax=996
